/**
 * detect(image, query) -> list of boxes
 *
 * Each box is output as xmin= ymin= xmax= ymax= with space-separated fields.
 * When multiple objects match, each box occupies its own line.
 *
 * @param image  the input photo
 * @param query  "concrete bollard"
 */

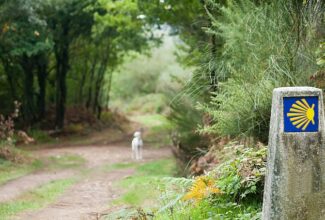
xmin=262 ymin=87 xmax=325 ymax=220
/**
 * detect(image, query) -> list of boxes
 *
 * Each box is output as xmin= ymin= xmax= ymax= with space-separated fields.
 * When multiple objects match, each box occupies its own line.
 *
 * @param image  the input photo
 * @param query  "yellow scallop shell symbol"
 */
xmin=287 ymin=98 xmax=315 ymax=131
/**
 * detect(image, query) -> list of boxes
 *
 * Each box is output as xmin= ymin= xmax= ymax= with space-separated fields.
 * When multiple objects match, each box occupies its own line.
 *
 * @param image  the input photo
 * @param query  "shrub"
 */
xmin=168 ymin=93 xmax=208 ymax=167
xmin=0 ymin=146 xmax=30 ymax=164
xmin=26 ymin=129 xmax=52 ymax=143
xmin=64 ymin=123 xmax=85 ymax=134
xmin=153 ymin=143 xmax=266 ymax=220
xmin=211 ymin=145 xmax=267 ymax=203
xmin=200 ymin=0 xmax=323 ymax=143
xmin=0 ymin=101 xmax=20 ymax=147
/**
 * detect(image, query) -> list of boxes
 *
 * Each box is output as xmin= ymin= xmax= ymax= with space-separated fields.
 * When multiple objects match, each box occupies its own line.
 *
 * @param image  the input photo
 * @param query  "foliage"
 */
xmin=152 ymin=144 xmax=266 ymax=220
xmin=0 ymin=0 xmax=50 ymax=57
xmin=0 ymin=0 xmax=154 ymax=128
xmin=0 ymin=146 xmax=30 ymax=164
xmin=0 ymin=0 xmax=323 ymax=217
xmin=0 ymin=101 xmax=20 ymax=146
xmin=124 ymin=94 xmax=168 ymax=115
xmin=64 ymin=123 xmax=85 ymax=134
xmin=168 ymin=91 xmax=208 ymax=163
xmin=104 ymin=144 xmax=265 ymax=219
xmin=138 ymin=0 xmax=213 ymax=68
xmin=0 ymin=101 xmax=30 ymax=165
xmin=0 ymin=0 xmax=51 ymax=122
xmin=316 ymin=42 xmax=325 ymax=67
xmin=212 ymin=145 xmax=267 ymax=202
xmin=199 ymin=0 xmax=324 ymax=143
xmin=137 ymin=0 xmax=219 ymax=164
xmin=183 ymin=176 xmax=221 ymax=202
xmin=110 ymin=36 xmax=190 ymax=114
xmin=155 ymin=199 xmax=261 ymax=220
xmin=27 ymin=129 xmax=53 ymax=143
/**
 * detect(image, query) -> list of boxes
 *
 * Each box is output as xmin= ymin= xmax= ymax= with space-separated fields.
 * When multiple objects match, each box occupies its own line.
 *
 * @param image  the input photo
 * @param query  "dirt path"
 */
xmin=1 ymin=134 xmax=172 ymax=220
xmin=0 ymin=170 xmax=75 ymax=203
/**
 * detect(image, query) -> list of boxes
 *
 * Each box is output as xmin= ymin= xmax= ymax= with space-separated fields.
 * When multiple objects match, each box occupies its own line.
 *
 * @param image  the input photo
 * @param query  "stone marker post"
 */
xmin=262 ymin=87 xmax=325 ymax=220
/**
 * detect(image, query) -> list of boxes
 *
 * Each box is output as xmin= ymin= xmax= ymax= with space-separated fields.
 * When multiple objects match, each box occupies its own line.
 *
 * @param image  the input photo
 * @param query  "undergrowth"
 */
xmin=154 ymin=145 xmax=266 ymax=220
xmin=105 ymin=144 xmax=266 ymax=220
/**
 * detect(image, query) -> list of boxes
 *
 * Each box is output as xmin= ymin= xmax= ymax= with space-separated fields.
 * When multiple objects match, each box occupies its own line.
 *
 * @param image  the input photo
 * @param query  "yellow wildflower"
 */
xmin=183 ymin=176 xmax=221 ymax=202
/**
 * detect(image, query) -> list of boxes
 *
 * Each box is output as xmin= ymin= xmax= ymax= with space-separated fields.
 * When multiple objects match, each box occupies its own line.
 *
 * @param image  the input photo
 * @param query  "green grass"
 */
xmin=47 ymin=154 xmax=86 ymax=170
xmin=113 ymin=158 xmax=177 ymax=207
xmin=0 ymin=153 xmax=85 ymax=186
xmin=27 ymin=129 xmax=55 ymax=144
xmin=106 ymin=159 xmax=262 ymax=220
xmin=136 ymin=159 xmax=176 ymax=176
xmin=102 ymin=162 xmax=137 ymax=172
xmin=125 ymin=94 xmax=168 ymax=115
xmin=0 ymin=178 xmax=76 ymax=219
xmin=131 ymin=114 xmax=171 ymax=128
xmin=0 ymin=159 xmax=43 ymax=185
xmin=131 ymin=114 xmax=174 ymax=148
xmin=155 ymin=199 xmax=261 ymax=220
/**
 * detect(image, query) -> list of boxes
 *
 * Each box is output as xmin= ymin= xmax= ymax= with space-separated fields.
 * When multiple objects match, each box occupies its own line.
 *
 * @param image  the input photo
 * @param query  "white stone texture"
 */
xmin=262 ymin=87 xmax=325 ymax=220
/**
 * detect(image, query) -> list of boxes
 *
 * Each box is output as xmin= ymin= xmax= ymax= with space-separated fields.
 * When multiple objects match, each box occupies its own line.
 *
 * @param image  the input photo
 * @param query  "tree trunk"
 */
xmin=85 ymin=54 xmax=98 ymax=109
xmin=78 ymin=54 xmax=89 ymax=104
xmin=21 ymin=55 xmax=36 ymax=124
xmin=54 ymin=39 xmax=69 ymax=129
xmin=2 ymin=60 xmax=18 ymax=100
xmin=93 ymin=44 xmax=110 ymax=119
xmin=36 ymin=54 xmax=48 ymax=120
xmin=93 ymin=61 xmax=106 ymax=116
xmin=106 ymin=71 xmax=114 ymax=108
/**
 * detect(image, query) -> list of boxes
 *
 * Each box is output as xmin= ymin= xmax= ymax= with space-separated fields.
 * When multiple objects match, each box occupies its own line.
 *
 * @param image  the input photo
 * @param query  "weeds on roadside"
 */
xmin=0 ymin=101 xmax=31 ymax=163
xmin=0 ymin=101 xmax=20 ymax=146
xmin=154 ymin=144 xmax=266 ymax=220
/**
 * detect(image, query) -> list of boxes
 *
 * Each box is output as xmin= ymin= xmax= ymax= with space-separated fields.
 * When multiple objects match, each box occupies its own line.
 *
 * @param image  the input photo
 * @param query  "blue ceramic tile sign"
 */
xmin=284 ymin=96 xmax=319 ymax=132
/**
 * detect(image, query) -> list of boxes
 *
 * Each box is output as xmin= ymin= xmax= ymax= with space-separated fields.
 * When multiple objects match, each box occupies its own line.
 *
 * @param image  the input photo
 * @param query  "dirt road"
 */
xmin=0 ymin=131 xmax=172 ymax=220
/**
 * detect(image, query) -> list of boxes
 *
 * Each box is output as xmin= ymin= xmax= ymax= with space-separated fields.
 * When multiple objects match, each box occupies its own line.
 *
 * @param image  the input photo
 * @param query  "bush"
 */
xmin=26 ymin=129 xmax=52 ymax=143
xmin=200 ymin=0 xmax=323 ymax=143
xmin=64 ymin=123 xmax=85 ymax=134
xmin=125 ymin=93 xmax=168 ymax=114
xmin=211 ymin=145 xmax=267 ymax=203
xmin=168 ymin=92 xmax=208 ymax=165
xmin=0 ymin=146 xmax=30 ymax=164
xmin=0 ymin=101 xmax=20 ymax=146
xmin=152 ymin=143 xmax=266 ymax=220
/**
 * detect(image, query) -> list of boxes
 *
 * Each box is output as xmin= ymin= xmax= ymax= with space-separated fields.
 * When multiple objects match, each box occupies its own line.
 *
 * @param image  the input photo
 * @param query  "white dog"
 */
xmin=131 ymin=131 xmax=143 ymax=160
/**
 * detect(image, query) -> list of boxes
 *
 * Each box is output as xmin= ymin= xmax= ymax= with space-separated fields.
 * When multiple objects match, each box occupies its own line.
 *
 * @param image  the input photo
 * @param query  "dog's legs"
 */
xmin=135 ymin=146 xmax=139 ymax=160
xmin=139 ymin=146 xmax=142 ymax=160
xmin=132 ymin=143 xmax=136 ymax=160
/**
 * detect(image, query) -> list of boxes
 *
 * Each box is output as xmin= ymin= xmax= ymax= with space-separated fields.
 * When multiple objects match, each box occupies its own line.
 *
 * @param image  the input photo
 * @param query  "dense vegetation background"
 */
xmin=0 ymin=0 xmax=324 ymax=219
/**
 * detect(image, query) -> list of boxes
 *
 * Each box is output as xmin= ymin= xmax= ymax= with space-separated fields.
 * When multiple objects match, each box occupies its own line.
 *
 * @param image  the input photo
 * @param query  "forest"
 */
xmin=0 ymin=0 xmax=324 ymax=219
